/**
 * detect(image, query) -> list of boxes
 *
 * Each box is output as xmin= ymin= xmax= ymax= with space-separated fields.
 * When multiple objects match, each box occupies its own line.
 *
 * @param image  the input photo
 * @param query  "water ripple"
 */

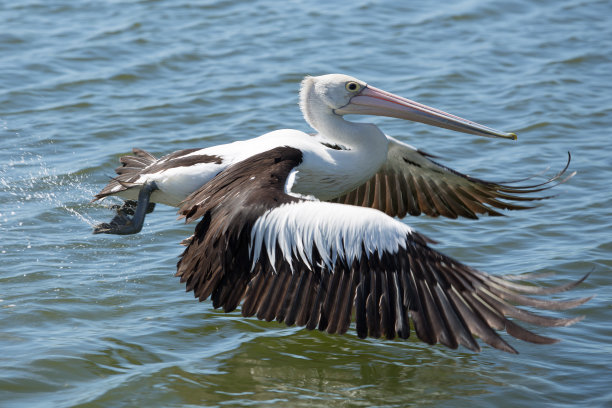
xmin=1 ymin=0 xmax=611 ymax=406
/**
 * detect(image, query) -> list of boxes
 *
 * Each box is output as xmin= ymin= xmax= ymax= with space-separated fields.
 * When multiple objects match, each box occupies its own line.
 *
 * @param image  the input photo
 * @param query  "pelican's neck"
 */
xmin=300 ymin=86 xmax=388 ymax=156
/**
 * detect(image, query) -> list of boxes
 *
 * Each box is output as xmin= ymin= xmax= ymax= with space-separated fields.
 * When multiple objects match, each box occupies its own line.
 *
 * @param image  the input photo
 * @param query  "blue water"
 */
xmin=1 ymin=0 xmax=611 ymax=407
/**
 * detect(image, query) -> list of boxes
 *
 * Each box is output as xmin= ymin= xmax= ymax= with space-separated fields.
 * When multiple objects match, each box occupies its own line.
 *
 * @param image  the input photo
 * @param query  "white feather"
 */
xmin=250 ymin=201 xmax=414 ymax=272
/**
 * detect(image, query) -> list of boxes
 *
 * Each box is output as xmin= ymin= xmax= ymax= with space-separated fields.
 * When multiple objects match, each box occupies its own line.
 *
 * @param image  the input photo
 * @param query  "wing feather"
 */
xmin=175 ymin=146 xmax=589 ymax=353
xmin=329 ymin=136 xmax=575 ymax=219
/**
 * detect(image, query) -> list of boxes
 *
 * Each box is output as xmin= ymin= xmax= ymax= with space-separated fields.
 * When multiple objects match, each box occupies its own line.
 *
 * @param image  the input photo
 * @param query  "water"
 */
xmin=1 ymin=0 xmax=611 ymax=406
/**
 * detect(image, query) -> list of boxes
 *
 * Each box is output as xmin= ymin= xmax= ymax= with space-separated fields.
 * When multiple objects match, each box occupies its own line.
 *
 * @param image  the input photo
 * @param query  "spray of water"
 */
xmin=0 ymin=120 xmax=117 ymax=232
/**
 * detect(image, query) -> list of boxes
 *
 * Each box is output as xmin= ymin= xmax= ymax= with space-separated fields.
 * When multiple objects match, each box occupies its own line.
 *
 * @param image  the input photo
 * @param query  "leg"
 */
xmin=93 ymin=182 xmax=159 ymax=235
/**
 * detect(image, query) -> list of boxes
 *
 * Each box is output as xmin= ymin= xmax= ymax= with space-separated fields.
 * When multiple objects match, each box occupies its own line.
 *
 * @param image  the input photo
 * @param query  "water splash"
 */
xmin=0 ymin=126 xmax=100 ymax=230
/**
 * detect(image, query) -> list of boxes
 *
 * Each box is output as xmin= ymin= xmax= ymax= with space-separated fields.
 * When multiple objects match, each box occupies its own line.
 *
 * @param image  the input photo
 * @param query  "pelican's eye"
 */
xmin=345 ymin=81 xmax=361 ymax=92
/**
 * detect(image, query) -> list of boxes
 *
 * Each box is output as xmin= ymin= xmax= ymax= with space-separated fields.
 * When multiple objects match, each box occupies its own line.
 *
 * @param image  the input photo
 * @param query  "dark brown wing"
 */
xmin=239 ymin=237 xmax=590 ymax=354
xmin=176 ymin=146 xmax=590 ymax=353
xmin=329 ymin=136 xmax=575 ymax=219
xmin=176 ymin=146 xmax=303 ymax=312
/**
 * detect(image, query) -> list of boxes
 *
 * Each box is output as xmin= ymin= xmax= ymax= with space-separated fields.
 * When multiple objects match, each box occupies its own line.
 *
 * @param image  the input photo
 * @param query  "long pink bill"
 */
xmin=335 ymin=85 xmax=517 ymax=140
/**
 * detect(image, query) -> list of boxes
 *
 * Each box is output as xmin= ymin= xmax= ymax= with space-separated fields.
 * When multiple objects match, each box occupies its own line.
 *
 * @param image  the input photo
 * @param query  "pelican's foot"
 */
xmin=93 ymin=182 xmax=158 ymax=235
xmin=93 ymin=211 xmax=138 ymax=235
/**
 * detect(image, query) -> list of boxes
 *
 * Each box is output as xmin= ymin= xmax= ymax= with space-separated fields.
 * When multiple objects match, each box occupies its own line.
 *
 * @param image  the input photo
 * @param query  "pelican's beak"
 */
xmin=334 ymin=85 xmax=517 ymax=140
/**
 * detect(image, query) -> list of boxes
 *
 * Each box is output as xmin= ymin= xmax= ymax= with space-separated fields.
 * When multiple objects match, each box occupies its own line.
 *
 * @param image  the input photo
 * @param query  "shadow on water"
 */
xmin=52 ymin=313 xmax=512 ymax=408
xmin=189 ymin=330 xmax=504 ymax=407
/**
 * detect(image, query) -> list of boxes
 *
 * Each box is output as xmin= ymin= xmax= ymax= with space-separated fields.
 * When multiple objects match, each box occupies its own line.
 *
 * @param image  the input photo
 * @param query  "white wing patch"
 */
xmin=250 ymin=201 xmax=414 ymax=272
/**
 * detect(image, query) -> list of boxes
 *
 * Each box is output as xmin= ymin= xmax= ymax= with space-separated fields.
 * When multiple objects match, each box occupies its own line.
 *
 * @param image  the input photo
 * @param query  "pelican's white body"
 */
xmin=112 ymin=129 xmax=389 ymax=206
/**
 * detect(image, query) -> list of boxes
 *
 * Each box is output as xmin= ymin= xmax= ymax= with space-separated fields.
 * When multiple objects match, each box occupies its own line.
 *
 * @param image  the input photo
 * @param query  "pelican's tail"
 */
xmin=92 ymin=148 xmax=157 ymax=201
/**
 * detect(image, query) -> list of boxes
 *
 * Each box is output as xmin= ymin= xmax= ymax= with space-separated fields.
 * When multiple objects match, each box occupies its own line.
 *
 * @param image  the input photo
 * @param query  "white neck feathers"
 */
xmin=299 ymin=76 xmax=388 ymax=153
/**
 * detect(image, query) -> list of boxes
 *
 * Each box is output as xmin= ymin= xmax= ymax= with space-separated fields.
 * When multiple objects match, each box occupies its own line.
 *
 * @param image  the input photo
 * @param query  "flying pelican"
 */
xmin=175 ymin=146 xmax=589 ymax=353
xmin=93 ymin=74 xmax=571 ymax=235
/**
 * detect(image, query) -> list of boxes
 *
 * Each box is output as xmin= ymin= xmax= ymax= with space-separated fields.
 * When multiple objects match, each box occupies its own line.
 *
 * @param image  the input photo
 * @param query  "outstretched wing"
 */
xmin=329 ymin=136 xmax=575 ymax=219
xmin=176 ymin=146 xmax=589 ymax=353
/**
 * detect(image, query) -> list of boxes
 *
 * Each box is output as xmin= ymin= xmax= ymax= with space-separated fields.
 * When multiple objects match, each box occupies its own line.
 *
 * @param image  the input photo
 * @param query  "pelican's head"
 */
xmin=300 ymin=74 xmax=517 ymax=140
xmin=300 ymin=74 xmax=367 ymax=111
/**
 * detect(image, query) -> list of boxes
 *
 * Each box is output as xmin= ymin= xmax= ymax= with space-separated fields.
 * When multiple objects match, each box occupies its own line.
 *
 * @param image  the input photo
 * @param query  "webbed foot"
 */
xmin=93 ymin=182 xmax=158 ymax=235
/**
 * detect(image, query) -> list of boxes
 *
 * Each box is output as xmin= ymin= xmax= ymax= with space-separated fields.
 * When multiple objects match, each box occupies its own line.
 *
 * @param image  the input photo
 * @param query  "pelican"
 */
xmin=175 ymin=147 xmax=589 ymax=353
xmin=93 ymin=74 xmax=571 ymax=234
